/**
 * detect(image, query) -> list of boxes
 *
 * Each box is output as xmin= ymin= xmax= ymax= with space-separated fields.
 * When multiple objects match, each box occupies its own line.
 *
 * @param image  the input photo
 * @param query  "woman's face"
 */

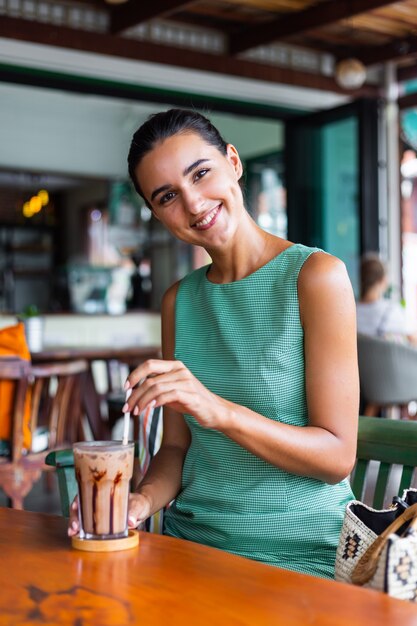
xmin=135 ymin=131 xmax=244 ymax=249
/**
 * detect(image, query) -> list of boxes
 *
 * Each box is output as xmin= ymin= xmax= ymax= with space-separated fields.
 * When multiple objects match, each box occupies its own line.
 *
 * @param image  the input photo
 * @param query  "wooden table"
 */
xmin=32 ymin=345 xmax=161 ymax=439
xmin=1 ymin=508 xmax=417 ymax=625
xmin=31 ymin=345 xmax=161 ymax=365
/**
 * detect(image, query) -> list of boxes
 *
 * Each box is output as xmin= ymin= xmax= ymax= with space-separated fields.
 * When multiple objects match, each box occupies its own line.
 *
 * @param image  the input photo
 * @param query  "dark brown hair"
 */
xmin=360 ymin=254 xmax=386 ymax=299
xmin=127 ymin=108 xmax=228 ymax=203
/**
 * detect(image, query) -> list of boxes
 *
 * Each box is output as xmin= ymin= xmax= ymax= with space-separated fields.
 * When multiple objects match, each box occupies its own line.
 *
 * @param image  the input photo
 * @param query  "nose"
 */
xmin=182 ymin=187 xmax=205 ymax=215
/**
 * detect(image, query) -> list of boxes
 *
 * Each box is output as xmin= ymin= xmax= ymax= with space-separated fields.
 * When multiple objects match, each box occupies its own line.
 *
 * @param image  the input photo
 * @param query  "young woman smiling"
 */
xmin=70 ymin=109 xmax=359 ymax=579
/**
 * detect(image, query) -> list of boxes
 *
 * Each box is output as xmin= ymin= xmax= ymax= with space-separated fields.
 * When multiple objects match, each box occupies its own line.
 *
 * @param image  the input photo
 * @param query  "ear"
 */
xmin=226 ymin=144 xmax=243 ymax=181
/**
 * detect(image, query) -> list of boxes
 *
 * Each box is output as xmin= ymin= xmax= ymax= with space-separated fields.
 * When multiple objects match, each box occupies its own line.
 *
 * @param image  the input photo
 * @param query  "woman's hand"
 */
xmin=67 ymin=493 xmax=152 ymax=535
xmin=124 ymin=359 xmax=226 ymax=430
xmin=67 ymin=496 xmax=80 ymax=537
xmin=127 ymin=492 xmax=152 ymax=528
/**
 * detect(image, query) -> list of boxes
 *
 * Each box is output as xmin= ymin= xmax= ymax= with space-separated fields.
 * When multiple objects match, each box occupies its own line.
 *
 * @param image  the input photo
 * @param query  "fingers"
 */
xmin=141 ymin=389 xmax=194 ymax=414
xmin=124 ymin=359 xmax=183 ymax=391
xmin=128 ymin=493 xmax=151 ymax=528
xmin=128 ymin=515 xmax=138 ymax=529
xmin=124 ymin=373 xmax=188 ymax=415
xmin=67 ymin=493 xmax=150 ymax=536
xmin=67 ymin=496 xmax=80 ymax=537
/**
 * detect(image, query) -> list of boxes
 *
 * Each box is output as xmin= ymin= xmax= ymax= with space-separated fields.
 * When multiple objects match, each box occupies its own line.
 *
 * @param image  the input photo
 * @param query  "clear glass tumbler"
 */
xmin=73 ymin=441 xmax=134 ymax=540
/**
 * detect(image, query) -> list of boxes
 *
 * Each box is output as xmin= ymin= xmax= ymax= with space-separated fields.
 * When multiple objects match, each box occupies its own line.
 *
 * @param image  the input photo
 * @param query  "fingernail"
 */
xmin=128 ymin=516 xmax=136 ymax=527
xmin=122 ymin=403 xmax=129 ymax=412
xmin=133 ymin=406 xmax=139 ymax=416
xmin=149 ymin=400 xmax=156 ymax=408
xmin=71 ymin=521 xmax=78 ymax=530
xmin=124 ymin=381 xmax=130 ymax=391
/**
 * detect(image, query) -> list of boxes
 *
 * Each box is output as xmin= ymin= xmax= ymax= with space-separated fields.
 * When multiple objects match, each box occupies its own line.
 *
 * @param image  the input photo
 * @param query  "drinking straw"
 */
xmin=140 ymin=403 xmax=154 ymax=472
xmin=122 ymin=388 xmax=132 ymax=445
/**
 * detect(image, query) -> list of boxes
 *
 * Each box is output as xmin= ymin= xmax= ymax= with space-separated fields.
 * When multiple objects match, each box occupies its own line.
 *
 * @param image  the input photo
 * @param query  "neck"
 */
xmin=206 ymin=216 xmax=286 ymax=283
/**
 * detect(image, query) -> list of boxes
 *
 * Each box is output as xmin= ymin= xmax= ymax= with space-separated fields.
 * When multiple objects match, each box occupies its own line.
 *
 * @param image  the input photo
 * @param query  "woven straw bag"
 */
xmin=335 ymin=488 xmax=417 ymax=602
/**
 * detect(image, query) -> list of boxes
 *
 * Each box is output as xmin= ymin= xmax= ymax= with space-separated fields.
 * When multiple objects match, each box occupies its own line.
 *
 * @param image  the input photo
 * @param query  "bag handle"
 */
xmin=351 ymin=501 xmax=417 ymax=585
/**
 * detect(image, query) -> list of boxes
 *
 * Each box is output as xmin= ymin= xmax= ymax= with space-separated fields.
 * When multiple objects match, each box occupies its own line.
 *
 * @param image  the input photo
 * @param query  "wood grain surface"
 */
xmin=31 ymin=346 xmax=161 ymax=364
xmin=1 ymin=507 xmax=417 ymax=625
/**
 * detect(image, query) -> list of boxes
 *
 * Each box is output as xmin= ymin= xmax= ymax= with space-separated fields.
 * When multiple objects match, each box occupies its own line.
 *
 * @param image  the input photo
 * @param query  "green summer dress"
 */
xmin=163 ymin=243 xmax=354 ymax=579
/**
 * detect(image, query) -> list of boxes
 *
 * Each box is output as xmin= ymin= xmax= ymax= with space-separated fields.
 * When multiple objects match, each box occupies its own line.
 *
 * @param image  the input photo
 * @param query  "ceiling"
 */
xmin=2 ymin=0 xmax=417 ymax=104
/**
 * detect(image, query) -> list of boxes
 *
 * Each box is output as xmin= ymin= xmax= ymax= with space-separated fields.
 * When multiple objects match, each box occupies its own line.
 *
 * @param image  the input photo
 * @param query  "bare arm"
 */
xmin=128 ymin=282 xmax=191 ymax=526
xmin=125 ymin=253 xmax=359 ymax=485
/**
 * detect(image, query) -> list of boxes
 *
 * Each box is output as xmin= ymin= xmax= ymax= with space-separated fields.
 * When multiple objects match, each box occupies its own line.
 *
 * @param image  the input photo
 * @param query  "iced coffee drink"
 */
xmin=73 ymin=441 xmax=134 ymax=540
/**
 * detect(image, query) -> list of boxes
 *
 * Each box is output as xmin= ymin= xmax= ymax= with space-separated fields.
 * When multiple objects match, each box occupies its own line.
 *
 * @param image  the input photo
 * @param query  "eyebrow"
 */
xmin=183 ymin=158 xmax=209 ymax=177
xmin=150 ymin=158 xmax=210 ymax=202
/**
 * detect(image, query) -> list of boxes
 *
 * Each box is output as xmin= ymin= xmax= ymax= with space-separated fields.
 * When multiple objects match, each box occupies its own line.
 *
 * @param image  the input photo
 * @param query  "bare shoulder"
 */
xmin=298 ymin=251 xmax=355 ymax=324
xmin=161 ymin=281 xmax=181 ymax=359
xmin=161 ymin=280 xmax=181 ymax=314
xmin=299 ymin=251 xmax=351 ymax=293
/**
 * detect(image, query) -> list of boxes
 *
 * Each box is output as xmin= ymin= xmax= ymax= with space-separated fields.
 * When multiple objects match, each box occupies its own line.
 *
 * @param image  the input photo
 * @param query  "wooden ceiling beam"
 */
xmin=109 ymin=1 xmax=193 ymax=35
xmin=0 ymin=15 xmax=378 ymax=97
xmin=171 ymin=10 xmax=243 ymax=34
xmin=355 ymin=35 xmax=417 ymax=66
xmin=301 ymin=34 xmax=417 ymax=68
xmin=229 ymin=0 xmax=399 ymax=56
xmin=55 ymin=0 xmax=103 ymax=7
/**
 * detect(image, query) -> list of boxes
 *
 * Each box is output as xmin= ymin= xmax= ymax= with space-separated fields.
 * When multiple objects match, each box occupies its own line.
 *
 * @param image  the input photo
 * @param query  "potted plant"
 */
xmin=18 ymin=305 xmax=44 ymax=353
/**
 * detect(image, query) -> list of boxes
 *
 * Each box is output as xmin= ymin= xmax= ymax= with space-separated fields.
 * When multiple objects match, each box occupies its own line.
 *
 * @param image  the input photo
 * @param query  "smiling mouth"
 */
xmin=193 ymin=205 xmax=221 ymax=230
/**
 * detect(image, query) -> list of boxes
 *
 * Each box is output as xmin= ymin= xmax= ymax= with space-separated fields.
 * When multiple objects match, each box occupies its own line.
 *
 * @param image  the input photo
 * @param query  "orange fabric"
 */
xmin=0 ymin=323 xmax=32 ymax=449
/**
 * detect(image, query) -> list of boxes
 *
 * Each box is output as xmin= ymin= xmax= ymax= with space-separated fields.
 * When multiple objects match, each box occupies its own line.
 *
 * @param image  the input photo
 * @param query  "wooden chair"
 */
xmin=351 ymin=415 xmax=417 ymax=508
xmin=0 ymin=358 xmax=31 ymax=507
xmin=30 ymin=360 xmax=89 ymax=449
xmin=0 ymin=358 xmax=89 ymax=509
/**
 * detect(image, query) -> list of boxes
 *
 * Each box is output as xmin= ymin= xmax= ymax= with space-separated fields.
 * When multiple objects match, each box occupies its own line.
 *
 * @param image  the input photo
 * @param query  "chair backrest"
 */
xmin=357 ymin=333 xmax=417 ymax=406
xmin=0 ymin=358 xmax=89 ymax=509
xmin=351 ymin=415 xmax=417 ymax=508
xmin=0 ymin=357 xmax=31 ymax=461
xmin=44 ymin=448 xmax=80 ymax=517
xmin=30 ymin=359 xmax=89 ymax=448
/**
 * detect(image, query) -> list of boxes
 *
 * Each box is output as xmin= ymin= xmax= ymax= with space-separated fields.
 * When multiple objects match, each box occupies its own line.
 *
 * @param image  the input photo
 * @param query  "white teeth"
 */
xmin=195 ymin=207 xmax=219 ymax=228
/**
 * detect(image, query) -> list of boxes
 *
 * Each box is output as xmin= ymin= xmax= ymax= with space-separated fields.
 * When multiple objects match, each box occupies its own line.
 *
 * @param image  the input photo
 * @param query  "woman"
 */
xmin=356 ymin=254 xmax=417 ymax=344
xmin=70 ymin=109 xmax=359 ymax=579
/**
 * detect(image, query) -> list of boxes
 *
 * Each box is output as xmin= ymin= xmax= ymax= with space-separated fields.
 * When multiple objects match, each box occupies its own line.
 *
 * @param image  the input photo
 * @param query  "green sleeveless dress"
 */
xmin=163 ymin=243 xmax=353 ymax=579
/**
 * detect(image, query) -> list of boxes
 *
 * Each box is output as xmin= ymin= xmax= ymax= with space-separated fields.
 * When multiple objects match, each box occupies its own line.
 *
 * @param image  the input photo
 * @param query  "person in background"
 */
xmin=356 ymin=254 xmax=417 ymax=345
xmin=69 ymin=108 xmax=359 ymax=579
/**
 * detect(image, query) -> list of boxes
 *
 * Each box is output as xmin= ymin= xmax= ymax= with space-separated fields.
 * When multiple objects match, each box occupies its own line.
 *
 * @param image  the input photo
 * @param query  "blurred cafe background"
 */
xmin=2 ymin=0 xmax=417 ymax=510
xmin=1 ymin=0 xmax=417 ymax=329
xmin=1 ymin=0 xmax=417 ymax=333
xmin=0 ymin=96 xmax=288 ymax=319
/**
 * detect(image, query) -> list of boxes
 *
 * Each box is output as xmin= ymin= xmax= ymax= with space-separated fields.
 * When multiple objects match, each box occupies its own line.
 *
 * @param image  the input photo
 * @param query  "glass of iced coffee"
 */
xmin=73 ymin=441 xmax=134 ymax=540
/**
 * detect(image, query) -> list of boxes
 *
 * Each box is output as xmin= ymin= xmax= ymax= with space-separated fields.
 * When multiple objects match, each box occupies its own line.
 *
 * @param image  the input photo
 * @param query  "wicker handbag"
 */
xmin=335 ymin=488 xmax=417 ymax=602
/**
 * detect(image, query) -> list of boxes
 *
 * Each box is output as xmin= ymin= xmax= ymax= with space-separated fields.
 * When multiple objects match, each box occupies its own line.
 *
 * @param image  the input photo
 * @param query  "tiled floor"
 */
xmin=0 ymin=472 xmax=62 ymax=515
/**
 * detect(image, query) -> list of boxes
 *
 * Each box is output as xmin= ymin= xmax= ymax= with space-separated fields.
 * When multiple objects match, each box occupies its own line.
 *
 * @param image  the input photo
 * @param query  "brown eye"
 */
xmin=194 ymin=169 xmax=209 ymax=181
xmin=159 ymin=191 xmax=176 ymax=205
